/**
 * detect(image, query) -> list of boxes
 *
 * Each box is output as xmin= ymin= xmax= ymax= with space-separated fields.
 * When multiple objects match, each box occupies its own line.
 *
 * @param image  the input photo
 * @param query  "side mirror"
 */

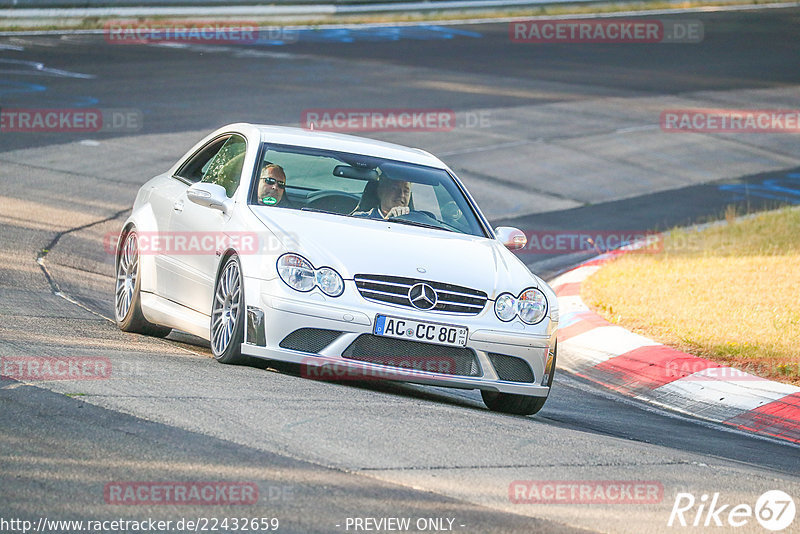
xmin=495 ymin=226 xmax=527 ymax=250
xmin=187 ymin=182 xmax=232 ymax=214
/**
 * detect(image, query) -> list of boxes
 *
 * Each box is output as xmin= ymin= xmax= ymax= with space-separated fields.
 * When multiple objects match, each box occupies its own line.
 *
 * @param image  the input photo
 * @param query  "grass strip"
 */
xmin=582 ymin=206 xmax=800 ymax=385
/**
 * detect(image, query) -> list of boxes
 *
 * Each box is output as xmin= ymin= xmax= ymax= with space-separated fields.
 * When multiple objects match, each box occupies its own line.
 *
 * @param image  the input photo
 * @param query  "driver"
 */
xmin=354 ymin=177 xmax=412 ymax=219
xmin=257 ymin=164 xmax=292 ymax=207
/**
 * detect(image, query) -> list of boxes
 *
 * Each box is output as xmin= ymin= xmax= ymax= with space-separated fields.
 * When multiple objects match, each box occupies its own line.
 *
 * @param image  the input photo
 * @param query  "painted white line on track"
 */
xmin=0 ymin=58 xmax=94 ymax=78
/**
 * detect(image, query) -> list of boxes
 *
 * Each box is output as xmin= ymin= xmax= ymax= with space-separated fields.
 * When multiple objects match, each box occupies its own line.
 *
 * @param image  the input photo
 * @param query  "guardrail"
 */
xmin=0 ymin=0 xmax=608 ymax=16
xmin=1 ymin=0 xmax=528 ymax=7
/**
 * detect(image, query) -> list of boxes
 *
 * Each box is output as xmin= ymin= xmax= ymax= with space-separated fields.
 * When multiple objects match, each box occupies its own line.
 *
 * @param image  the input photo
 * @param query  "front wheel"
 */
xmin=482 ymin=342 xmax=556 ymax=415
xmin=210 ymin=254 xmax=246 ymax=364
xmin=481 ymin=391 xmax=547 ymax=415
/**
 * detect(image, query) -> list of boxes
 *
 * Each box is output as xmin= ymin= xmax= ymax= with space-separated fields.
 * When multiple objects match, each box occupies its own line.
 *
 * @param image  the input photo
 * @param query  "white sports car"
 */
xmin=115 ymin=123 xmax=559 ymax=414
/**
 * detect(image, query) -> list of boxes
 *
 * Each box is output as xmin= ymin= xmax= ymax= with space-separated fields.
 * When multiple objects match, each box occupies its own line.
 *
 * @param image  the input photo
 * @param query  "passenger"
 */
xmin=257 ymin=164 xmax=292 ymax=207
xmin=353 ymin=177 xmax=412 ymax=219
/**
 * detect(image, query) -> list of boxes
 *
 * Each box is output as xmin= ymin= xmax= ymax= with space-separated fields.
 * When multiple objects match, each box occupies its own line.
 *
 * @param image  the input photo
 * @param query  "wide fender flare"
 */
xmin=116 ymin=204 xmax=159 ymax=294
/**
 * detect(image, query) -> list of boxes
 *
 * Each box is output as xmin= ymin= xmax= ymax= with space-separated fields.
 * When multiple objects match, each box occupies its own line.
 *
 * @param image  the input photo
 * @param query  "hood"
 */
xmin=251 ymin=207 xmax=540 ymax=299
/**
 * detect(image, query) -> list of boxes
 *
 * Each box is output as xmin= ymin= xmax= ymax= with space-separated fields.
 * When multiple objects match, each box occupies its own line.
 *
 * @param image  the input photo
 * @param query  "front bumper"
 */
xmin=241 ymin=277 xmax=558 ymax=396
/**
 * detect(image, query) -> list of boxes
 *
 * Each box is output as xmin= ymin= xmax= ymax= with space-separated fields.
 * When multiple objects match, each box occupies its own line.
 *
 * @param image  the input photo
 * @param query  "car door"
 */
xmin=167 ymin=134 xmax=248 ymax=314
xmin=154 ymin=135 xmax=233 ymax=305
xmin=143 ymin=174 xmax=188 ymax=298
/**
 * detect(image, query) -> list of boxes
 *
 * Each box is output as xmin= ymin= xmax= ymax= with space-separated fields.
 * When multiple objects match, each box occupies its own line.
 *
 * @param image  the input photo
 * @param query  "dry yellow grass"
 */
xmin=582 ymin=207 xmax=800 ymax=385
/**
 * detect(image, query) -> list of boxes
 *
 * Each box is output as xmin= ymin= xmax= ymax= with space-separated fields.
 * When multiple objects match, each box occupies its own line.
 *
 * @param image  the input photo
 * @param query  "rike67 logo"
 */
xmin=668 ymin=490 xmax=795 ymax=531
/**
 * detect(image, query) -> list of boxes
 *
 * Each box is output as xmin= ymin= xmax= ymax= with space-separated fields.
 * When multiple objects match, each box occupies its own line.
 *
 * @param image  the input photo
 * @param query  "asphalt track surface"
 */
xmin=1 ymin=7 xmax=800 ymax=534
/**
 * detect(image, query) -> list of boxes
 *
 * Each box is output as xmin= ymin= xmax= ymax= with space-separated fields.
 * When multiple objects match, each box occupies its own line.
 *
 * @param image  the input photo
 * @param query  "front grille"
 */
xmin=489 ymin=353 xmax=535 ymax=383
xmin=279 ymin=328 xmax=343 ymax=353
xmin=342 ymin=334 xmax=481 ymax=377
xmin=354 ymin=274 xmax=487 ymax=315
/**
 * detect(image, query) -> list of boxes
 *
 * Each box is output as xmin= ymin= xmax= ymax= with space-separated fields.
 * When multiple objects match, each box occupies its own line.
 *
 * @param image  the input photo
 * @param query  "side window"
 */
xmin=201 ymin=135 xmax=247 ymax=198
xmin=175 ymin=136 xmax=230 ymax=184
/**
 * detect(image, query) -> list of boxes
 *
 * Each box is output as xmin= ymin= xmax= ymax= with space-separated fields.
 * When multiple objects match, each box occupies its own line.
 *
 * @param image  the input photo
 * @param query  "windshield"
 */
xmin=249 ymin=143 xmax=488 ymax=237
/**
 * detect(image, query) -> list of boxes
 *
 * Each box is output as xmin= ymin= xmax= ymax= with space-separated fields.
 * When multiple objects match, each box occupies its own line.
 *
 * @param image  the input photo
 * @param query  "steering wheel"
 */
xmin=305 ymin=190 xmax=360 ymax=214
xmin=392 ymin=209 xmax=438 ymax=223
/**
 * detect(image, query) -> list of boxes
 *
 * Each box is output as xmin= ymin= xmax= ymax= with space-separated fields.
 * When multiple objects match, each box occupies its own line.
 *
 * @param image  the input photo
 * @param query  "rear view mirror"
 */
xmin=333 ymin=165 xmax=379 ymax=181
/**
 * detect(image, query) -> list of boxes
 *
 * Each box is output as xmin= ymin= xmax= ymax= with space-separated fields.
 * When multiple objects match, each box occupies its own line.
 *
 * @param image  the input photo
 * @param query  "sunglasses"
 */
xmin=263 ymin=177 xmax=286 ymax=189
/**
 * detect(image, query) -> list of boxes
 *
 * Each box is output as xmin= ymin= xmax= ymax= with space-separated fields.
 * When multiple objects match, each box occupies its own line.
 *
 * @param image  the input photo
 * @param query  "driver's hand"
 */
xmin=384 ymin=206 xmax=410 ymax=218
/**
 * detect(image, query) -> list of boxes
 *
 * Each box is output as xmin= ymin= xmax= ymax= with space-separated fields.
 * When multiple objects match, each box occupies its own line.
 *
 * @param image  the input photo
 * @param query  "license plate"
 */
xmin=374 ymin=315 xmax=468 ymax=348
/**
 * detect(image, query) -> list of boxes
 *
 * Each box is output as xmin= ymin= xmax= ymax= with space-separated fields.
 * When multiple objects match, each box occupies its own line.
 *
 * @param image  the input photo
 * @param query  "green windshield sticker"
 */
xmin=262 ymin=196 xmax=278 ymax=205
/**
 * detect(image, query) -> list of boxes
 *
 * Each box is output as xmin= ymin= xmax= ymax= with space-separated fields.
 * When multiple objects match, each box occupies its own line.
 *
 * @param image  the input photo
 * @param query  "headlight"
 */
xmin=517 ymin=288 xmax=548 ymax=324
xmin=494 ymin=288 xmax=548 ymax=324
xmin=277 ymin=254 xmax=315 ymax=292
xmin=315 ymin=267 xmax=344 ymax=297
xmin=494 ymin=293 xmax=517 ymax=322
xmin=277 ymin=254 xmax=344 ymax=297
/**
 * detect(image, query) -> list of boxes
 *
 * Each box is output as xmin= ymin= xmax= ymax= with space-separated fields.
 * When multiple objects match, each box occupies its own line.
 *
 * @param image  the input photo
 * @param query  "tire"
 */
xmin=481 ymin=390 xmax=547 ymax=415
xmin=114 ymin=228 xmax=172 ymax=337
xmin=210 ymin=254 xmax=247 ymax=364
xmin=481 ymin=342 xmax=557 ymax=415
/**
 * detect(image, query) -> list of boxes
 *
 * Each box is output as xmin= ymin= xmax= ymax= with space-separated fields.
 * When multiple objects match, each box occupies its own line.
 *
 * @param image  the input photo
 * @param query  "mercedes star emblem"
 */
xmin=408 ymin=283 xmax=437 ymax=310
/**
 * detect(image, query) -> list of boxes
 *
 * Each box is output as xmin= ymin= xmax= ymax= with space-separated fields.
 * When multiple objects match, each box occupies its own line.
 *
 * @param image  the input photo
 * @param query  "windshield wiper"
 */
xmin=385 ymin=217 xmax=454 ymax=232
